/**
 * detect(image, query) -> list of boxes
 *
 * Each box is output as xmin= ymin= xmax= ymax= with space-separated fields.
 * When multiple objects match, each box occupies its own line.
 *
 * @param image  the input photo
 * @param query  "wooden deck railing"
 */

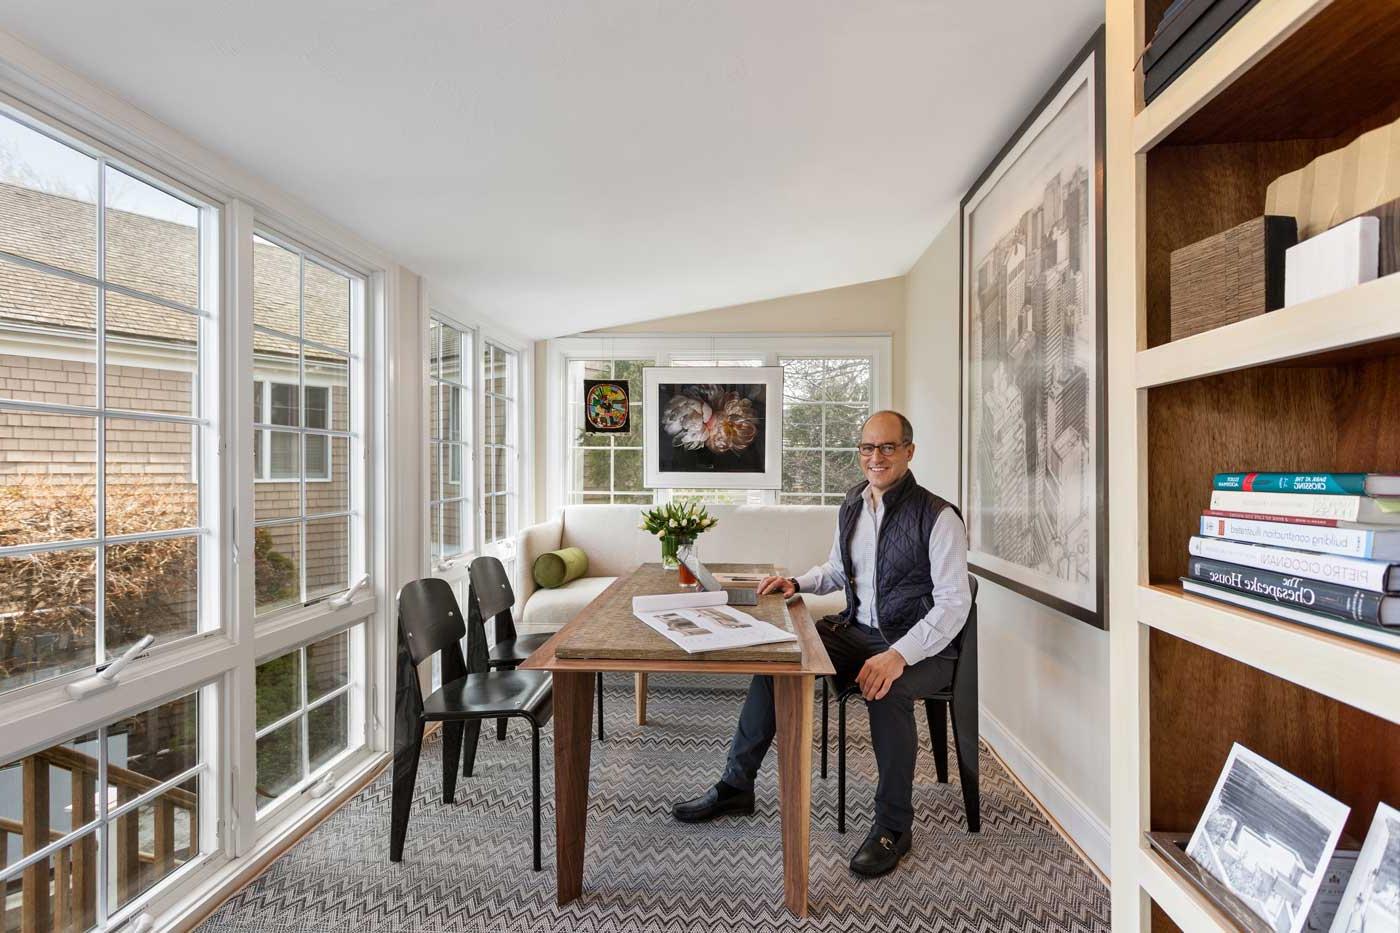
xmin=1 ymin=747 xmax=197 ymax=933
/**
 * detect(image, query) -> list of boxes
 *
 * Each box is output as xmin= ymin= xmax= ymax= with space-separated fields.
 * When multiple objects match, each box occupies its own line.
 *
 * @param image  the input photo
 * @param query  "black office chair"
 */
xmin=821 ymin=577 xmax=980 ymax=834
xmin=470 ymin=555 xmax=606 ymax=742
xmin=390 ymin=577 xmax=553 ymax=870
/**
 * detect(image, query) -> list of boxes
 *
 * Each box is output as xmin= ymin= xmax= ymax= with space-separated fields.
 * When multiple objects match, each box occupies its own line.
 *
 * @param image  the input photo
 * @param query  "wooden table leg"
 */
xmin=553 ymin=670 xmax=595 ymax=905
xmin=634 ymin=672 xmax=648 ymax=725
xmin=773 ymin=674 xmax=814 ymax=918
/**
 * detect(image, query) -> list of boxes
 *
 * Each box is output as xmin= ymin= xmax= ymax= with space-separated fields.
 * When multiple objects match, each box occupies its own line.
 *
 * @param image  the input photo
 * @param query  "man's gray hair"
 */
xmin=861 ymin=410 xmax=914 ymax=445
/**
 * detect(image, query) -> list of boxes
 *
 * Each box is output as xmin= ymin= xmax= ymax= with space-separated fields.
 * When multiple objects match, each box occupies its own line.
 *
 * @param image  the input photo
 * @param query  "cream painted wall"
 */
xmin=904 ymin=217 xmax=1110 ymax=873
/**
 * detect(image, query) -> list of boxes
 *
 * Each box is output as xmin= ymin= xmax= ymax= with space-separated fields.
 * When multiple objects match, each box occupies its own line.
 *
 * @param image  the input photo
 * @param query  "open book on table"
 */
xmin=632 ymin=591 xmax=798 ymax=654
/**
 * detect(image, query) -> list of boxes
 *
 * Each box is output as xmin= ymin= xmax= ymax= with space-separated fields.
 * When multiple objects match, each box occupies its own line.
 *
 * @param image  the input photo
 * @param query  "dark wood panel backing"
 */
xmin=1145 ymin=367 xmax=1338 ymax=585
xmin=1334 ymin=354 xmax=1400 ymax=471
xmin=1151 ymin=631 xmax=1400 ymax=843
xmin=1145 ymin=140 xmax=1324 ymax=347
xmin=1150 ymin=902 xmax=1184 ymax=933
xmin=1167 ymin=0 xmax=1400 ymax=144
xmin=1149 ymin=630 xmax=1338 ymax=833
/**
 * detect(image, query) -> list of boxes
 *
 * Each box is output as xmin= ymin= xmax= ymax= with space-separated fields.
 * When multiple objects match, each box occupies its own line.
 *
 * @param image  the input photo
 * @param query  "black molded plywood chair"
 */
xmin=821 ymin=577 xmax=980 ymax=834
xmin=470 ymin=556 xmax=605 ymax=742
xmin=390 ymin=577 xmax=553 ymax=870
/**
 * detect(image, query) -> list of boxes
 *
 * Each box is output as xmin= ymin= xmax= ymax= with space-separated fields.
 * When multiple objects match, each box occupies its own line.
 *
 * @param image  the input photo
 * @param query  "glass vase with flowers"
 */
xmin=639 ymin=500 xmax=718 ymax=581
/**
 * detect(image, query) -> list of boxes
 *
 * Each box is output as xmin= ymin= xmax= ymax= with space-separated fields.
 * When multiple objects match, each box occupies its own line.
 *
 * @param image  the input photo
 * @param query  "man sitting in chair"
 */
xmin=671 ymin=410 xmax=972 ymax=877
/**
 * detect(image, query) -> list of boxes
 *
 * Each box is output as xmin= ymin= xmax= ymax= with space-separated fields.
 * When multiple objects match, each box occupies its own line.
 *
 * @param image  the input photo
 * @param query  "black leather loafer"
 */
xmin=849 ymin=825 xmax=912 ymax=877
xmin=671 ymin=784 xmax=755 ymax=823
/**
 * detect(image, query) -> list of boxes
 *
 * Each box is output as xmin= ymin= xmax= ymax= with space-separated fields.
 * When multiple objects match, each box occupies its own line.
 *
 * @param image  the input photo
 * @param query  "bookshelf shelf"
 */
xmin=1137 ymin=846 xmax=1246 ymax=933
xmin=1132 ymin=0 xmax=1327 ymax=152
xmin=1139 ymin=584 xmax=1400 ymax=724
xmin=1134 ymin=273 xmax=1400 ymax=389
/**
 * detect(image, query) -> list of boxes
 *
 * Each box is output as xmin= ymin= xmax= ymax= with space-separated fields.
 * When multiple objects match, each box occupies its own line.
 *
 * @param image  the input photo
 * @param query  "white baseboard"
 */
xmin=979 ymin=705 xmax=1110 ymax=879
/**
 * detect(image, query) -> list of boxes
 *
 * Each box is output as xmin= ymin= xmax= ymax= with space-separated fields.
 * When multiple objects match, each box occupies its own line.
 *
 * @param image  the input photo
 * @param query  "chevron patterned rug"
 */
xmin=201 ymin=675 xmax=1109 ymax=932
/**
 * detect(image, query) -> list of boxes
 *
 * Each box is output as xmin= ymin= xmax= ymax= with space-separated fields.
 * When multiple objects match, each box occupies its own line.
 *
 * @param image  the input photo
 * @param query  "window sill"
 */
xmin=253 ymin=592 xmax=376 ymax=660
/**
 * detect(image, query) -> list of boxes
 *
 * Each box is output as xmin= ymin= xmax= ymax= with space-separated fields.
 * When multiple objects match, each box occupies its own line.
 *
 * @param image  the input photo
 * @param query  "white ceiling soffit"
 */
xmin=0 ymin=1 xmax=1103 ymax=338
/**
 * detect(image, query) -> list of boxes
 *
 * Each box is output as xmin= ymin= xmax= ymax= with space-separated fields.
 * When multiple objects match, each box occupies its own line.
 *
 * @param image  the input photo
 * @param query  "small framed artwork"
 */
xmin=643 ymin=366 xmax=783 ymax=489
xmin=959 ymin=26 xmax=1107 ymax=628
xmin=583 ymin=379 xmax=630 ymax=433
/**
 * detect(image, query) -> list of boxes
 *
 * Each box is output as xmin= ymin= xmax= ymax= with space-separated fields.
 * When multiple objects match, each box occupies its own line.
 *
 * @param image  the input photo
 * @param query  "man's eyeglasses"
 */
xmin=857 ymin=442 xmax=909 ymax=458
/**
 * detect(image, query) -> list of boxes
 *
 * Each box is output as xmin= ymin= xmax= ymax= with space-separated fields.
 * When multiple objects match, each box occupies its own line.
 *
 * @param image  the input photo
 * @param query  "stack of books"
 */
xmin=1182 ymin=471 xmax=1400 ymax=651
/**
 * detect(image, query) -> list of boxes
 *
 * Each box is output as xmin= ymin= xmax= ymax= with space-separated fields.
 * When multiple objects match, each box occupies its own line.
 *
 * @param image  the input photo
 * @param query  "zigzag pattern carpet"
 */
xmin=202 ymin=676 xmax=1109 ymax=932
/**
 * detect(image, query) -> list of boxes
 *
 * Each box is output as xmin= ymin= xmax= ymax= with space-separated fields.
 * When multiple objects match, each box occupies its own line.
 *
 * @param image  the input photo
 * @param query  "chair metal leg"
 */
xmin=461 ymin=719 xmax=482 ymax=778
xmin=820 ymin=679 xmax=828 ymax=779
xmin=532 ymin=724 xmax=542 ymax=872
xmin=949 ymin=697 xmax=981 ymax=833
xmin=442 ymin=721 xmax=465 ymax=803
xmin=837 ymin=695 xmax=848 ymax=835
xmin=926 ymin=698 xmax=949 ymax=783
xmin=389 ymin=721 xmax=424 ymax=862
xmin=596 ymin=671 xmax=605 ymax=742
xmin=497 ymin=718 xmax=508 ymax=741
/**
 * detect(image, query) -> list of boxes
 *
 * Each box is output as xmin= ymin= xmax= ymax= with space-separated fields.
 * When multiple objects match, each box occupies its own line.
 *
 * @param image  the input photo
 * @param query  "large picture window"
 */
xmin=566 ymin=358 xmax=649 ymax=505
xmin=0 ymin=108 xmax=212 ymax=695
xmin=779 ymin=357 xmax=872 ymax=504
xmin=481 ymin=341 xmax=516 ymax=547
xmin=251 ymin=233 xmax=358 ymax=616
xmin=428 ymin=319 xmax=472 ymax=562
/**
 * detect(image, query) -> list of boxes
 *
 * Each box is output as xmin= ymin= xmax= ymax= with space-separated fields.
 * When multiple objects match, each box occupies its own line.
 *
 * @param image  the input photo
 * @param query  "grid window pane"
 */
xmin=428 ymin=319 xmax=472 ymax=565
xmin=106 ymin=781 xmax=199 ymax=916
xmin=103 ymin=165 xmax=199 ymax=309
xmin=255 ymin=722 xmax=302 ymax=810
xmin=308 ymin=694 xmax=348 ymax=772
xmin=305 ymin=516 xmax=349 ymax=603
xmin=0 ymin=548 xmax=97 ymax=693
xmin=304 ymin=433 xmax=329 ymax=482
xmin=0 ymin=262 xmax=97 ymax=407
xmin=105 ymin=418 xmax=198 ymax=535
xmin=256 ymin=650 xmax=301 ymax=731
xmin=255 ymin=524 xmax=300 ymax=614
xmin=104 ymin=535 xmax=199 ymax=657
xmin=441 ymin=499 xmax=467 ymax=556
xmin=301 ymin=260 xmax=351 ymax=354
xmin=306 ymin=630 xmax=348 ymax=701
xmin=780 ymin=357 xmax=873 ymax=503
xmin=105 ymin=291 xmax=198 ymax=418
xmin=0 ymin=113 xmax=97 ymax=277
xmin=0 ymin=412 xmax=97 ymax=547
xmin=252 ymin=236 xmax=299 ymax=336
xmin=268 ymin=430 xmax=300 ymax=482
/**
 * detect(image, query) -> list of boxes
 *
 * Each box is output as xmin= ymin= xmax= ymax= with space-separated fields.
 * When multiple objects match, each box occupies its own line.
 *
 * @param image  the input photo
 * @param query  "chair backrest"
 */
xmin=398 ymin=578 xmax=467 ymax=667
xmin=951 ymin=576 xmax=978 ymax=697
xmin=468 ymin=556 xmax=517 ymax=642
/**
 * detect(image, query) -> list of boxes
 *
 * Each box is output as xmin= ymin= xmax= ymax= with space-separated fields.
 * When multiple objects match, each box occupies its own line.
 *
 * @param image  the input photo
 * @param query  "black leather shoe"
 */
xmin=671 ymin=784 xmax=755 ymax=823
xmin=849 ymin=825 xmax=912 ymax=877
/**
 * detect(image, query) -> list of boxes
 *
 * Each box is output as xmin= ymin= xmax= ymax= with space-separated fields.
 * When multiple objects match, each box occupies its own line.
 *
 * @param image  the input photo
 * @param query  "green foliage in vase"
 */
xmin=638 ymin=499 xmax=717 ymax=540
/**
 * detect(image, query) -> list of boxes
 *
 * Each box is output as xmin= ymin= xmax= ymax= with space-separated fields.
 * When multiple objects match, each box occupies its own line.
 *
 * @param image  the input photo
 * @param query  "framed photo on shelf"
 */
xmin=1186 ymin=743 xmax=1350 ymax=933
xmin=642 ymin=366 xmax=782 ymax=489
xmin=959 ymin=26 xmax=1107 ymax=628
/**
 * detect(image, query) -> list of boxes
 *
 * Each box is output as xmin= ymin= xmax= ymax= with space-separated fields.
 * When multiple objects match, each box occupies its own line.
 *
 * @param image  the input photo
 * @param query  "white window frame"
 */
xmin=563 ymin=357 xmax=652 ymax=506
xmin=546 ymin=334 xmax=892 ymax=514
xmin=0 ymin=51 xmax=398 ymax=929
xmin=426 ymin=314 xmax=474 ymax=572
xmin=480 ymin=338 xmax=519 ymax=551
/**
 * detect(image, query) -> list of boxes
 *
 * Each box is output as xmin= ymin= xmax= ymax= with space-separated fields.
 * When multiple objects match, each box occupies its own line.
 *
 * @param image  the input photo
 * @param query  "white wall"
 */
xmin=904 ymin=217 xmax=1110 ymax=875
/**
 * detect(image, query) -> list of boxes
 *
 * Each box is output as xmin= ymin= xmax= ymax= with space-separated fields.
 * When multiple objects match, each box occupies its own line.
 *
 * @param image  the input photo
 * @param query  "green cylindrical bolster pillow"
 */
xmin=533 ymin=547 xmax=589 ymax=589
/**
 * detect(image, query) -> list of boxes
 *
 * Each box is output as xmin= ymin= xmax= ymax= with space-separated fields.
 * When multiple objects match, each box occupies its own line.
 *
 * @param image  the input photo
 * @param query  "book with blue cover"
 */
xmin=1213 ymin=472 xmax=1400 ymax=497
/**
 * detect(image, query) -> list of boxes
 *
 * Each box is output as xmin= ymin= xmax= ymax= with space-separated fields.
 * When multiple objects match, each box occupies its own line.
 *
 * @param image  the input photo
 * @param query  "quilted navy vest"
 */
xmin=837 ymin=470 xmax=961 ymax=658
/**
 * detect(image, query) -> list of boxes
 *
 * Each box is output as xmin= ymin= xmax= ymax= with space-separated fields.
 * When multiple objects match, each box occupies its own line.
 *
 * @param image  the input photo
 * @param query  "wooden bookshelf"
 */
xmin=1107 ymin=2 xmax=1400 ymax=931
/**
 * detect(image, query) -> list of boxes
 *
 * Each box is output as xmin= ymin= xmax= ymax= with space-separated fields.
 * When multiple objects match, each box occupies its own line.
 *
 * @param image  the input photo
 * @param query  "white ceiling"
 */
xmin=0 ymin=1 xmax=1102 ymax=338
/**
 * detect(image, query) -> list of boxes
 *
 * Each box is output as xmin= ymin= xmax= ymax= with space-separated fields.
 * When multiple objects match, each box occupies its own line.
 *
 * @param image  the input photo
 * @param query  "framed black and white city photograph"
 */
xmin=1330 ymin=802 xmax=1399 ymax=933
xmin=1186 ymin=744 xmax=1350 ymax=933
xmin=959 ymin=26 xmax=1107 ymax=628
xmin=643 ymin=366 xmax=782 ymax=489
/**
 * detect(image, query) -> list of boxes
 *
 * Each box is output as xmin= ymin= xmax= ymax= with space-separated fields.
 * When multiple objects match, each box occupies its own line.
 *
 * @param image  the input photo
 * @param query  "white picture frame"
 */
xmin=643 ymin=366 xmax=783 ymax=489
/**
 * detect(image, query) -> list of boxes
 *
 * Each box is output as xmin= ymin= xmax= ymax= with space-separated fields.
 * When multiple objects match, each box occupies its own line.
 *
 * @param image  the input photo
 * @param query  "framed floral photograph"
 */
xmin=642 ymin=366 xmax=783 ymax=489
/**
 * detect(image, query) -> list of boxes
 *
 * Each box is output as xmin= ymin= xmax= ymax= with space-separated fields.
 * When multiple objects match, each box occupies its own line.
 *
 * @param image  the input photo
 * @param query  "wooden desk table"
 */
xmin=520 ymin=563 xmax=835 ymax=917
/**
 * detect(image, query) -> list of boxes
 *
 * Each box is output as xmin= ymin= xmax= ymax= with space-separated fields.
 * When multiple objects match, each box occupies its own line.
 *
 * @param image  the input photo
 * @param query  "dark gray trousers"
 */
xmin=720 ymin=615 xmax=955 ymax=834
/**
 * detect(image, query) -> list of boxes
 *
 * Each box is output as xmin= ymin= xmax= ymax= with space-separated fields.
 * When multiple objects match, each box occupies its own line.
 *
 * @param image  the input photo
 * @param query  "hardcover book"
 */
xmin=1188 ymin=536 xmax=1399 ymax=593
xmin=1212 ymin=472 xmax=1400 ymax=497
xmin=1200 ymin=513 xmax=1400 ymax=561
xmin=1210 ymin=490 xmax=1400 ymax=524
xmin=1186 ymin=556 xmax=1397 ymax=626
xmin=1181 ymin=578 xmax=1400 ymax=652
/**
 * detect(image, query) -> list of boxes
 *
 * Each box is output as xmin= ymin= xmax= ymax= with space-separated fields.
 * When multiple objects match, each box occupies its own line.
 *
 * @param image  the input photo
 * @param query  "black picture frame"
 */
xmin=958 ymin=26 xmax=1107 ymax=630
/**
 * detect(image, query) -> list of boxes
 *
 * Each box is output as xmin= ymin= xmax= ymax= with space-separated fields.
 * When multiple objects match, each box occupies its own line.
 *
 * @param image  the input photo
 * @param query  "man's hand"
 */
xmin=756 ymin=575 xmax=795 ymax=597
xmin=856 ymin=649 xmax=906 ymax=701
